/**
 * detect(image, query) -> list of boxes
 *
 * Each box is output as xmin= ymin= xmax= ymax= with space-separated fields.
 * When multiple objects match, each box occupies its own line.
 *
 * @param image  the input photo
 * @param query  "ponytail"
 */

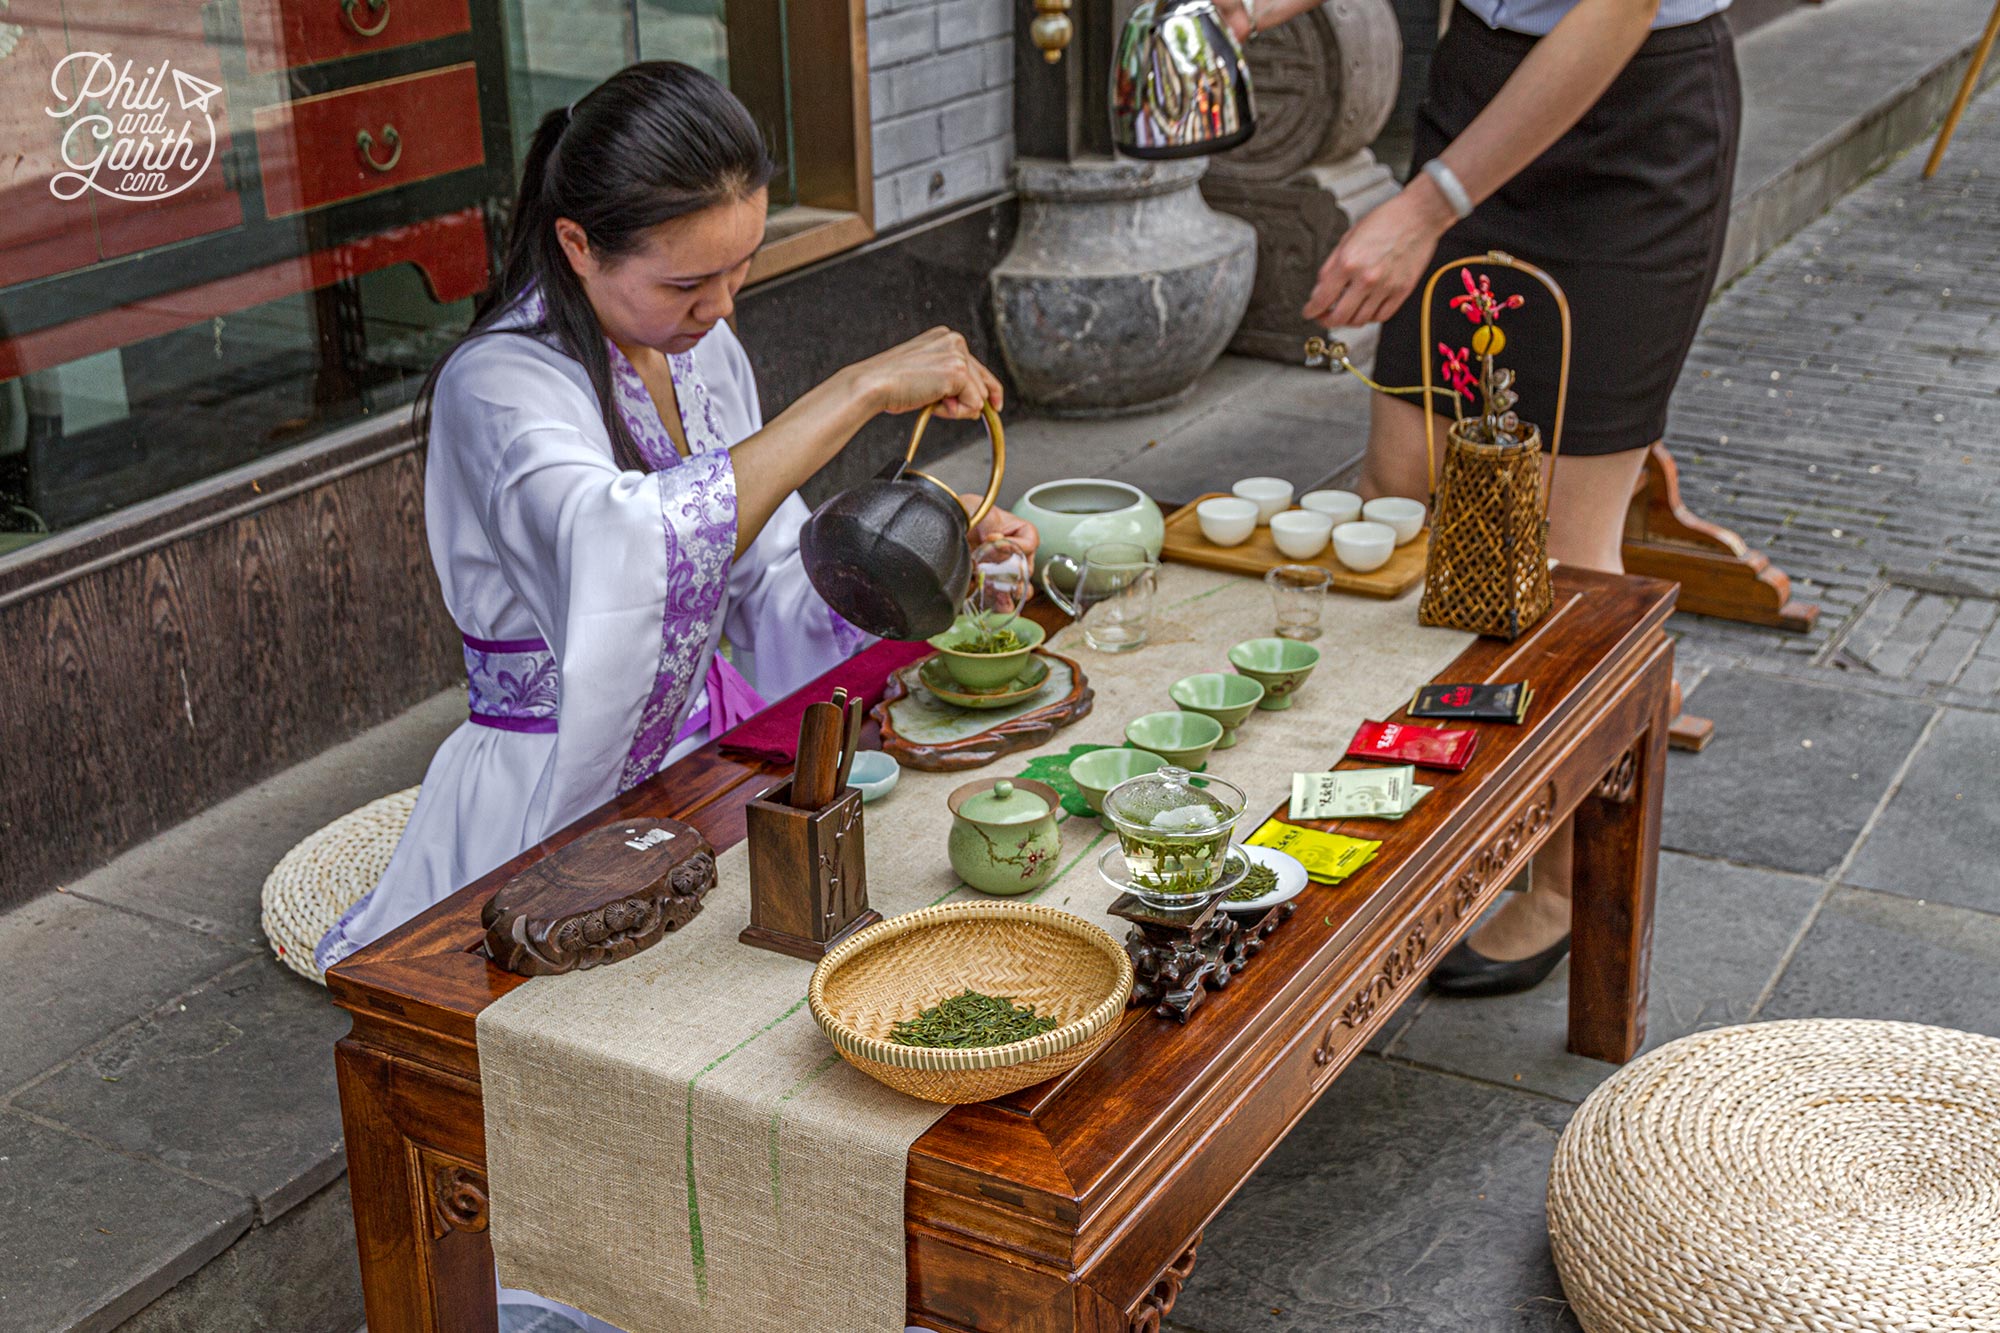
xmin=415 ymin=63 xmax=775 ymax=473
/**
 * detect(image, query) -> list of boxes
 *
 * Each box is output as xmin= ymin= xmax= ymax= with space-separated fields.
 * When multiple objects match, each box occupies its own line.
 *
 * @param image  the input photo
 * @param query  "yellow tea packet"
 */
xmin=1246 ymin=819 xmax=1381 ymax=884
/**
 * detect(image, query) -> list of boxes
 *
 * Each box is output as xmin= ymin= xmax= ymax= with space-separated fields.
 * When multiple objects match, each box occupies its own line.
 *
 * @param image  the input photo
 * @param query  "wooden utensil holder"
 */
xmin=741 ymin=781 xmax=881 ymax=961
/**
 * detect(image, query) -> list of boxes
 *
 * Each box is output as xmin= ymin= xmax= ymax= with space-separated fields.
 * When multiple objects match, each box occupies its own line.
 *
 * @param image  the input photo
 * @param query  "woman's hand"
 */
xmin=851 ymin=327 xmax=1005 ymax=420
xmin=1211 ymin=0 xmax=1257 ymax=40
xmin=1301 ymin=178 xmax=1459 ymax=330
xmin=959 ymin=496 xmax=1040 ymax=556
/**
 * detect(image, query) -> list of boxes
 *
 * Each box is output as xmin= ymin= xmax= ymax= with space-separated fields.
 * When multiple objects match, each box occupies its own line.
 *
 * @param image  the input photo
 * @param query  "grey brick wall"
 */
xmin=866 ymin=0 xmax=1015 ymax=232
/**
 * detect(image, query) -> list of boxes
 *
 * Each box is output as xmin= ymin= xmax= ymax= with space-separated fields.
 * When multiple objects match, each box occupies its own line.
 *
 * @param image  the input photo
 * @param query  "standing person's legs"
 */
xmin=1358 ymin=392 xmax=1646 ymax=963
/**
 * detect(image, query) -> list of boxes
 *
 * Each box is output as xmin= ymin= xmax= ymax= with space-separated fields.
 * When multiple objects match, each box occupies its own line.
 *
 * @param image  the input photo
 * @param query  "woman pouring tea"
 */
xmin=317 ymin=61 xmax=1034 ymax=977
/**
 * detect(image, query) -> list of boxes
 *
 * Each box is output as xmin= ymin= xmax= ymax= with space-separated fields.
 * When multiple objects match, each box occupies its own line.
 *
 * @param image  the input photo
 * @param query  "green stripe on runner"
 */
xmin=683 ymin=995 xmax=809 ymax=1299
xmin=768 ymin=1052 xmax=843 ymax=1211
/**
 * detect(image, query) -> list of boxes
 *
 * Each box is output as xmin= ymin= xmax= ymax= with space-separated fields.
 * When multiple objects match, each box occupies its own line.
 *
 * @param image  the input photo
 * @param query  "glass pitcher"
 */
xmin=1040 ymin=541 xmax=1158 ymax=653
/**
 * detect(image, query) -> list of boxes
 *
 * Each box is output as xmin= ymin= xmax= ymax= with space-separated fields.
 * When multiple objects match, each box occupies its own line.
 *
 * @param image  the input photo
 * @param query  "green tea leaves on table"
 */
xmin=890 ymin=989 xmax=1060 ymax=1049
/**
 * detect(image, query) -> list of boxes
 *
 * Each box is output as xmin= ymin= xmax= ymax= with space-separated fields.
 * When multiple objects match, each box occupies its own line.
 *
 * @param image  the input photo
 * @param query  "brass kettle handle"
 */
xmin=341 ymin=0 xmax=391 ymax=37
xmin=901 ymin=401 xmax=1005 ymax=533
xmin=356 ymin=124 xmax=402 ymax=173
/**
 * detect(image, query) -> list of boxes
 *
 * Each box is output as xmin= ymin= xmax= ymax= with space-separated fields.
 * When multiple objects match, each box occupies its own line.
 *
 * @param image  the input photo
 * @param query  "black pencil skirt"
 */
xmin=1370 ymin=5 xmax=1742 ymax=456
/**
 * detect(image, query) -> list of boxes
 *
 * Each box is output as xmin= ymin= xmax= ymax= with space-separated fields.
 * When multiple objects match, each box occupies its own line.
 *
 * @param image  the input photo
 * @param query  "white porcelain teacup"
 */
xmin=1231 ymin=476 xmax=1294 ymax=524
xmin=1269 ymin=509 xmax=1333 ymax=559
xmin=1300 ymin=489 xmax=1362 ymax=525
xmin=1195 ymin=496 xmax=1259 ymax=547
xmin=1333 ymin=520 xmax=1396 ymax=573
xmin=1362 ymin=497 xmax=1426 ymax=545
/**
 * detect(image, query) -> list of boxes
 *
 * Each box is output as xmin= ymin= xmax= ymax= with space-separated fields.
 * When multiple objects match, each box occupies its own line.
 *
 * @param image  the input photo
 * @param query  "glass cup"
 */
xmin=1041 ymin=541 xmax=1158 ymax=653
xmin=1266 ymin=564 xmax=1331 ymax=640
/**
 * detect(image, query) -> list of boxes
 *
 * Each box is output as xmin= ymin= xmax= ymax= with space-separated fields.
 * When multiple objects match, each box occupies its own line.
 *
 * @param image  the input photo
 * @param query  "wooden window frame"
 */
xmin=729 ymin=0 xmax=875 ymax=285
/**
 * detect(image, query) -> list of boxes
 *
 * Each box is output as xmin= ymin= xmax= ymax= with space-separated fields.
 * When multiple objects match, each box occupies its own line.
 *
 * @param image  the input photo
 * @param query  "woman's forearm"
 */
xmin=1433 ymin=0 xmax=1662 ymax=207
xmin=723 ymin=367 xmax=879 ymax=556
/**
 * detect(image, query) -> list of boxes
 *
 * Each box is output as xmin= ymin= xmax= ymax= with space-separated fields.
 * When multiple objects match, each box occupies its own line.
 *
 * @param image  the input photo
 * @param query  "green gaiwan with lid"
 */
xmin=946 ymin=777 xmax=1063 ymax=896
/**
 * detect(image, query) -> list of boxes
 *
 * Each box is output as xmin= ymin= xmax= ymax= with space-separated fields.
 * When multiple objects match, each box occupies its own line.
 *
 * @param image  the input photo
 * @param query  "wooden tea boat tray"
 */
xmin=872 ymin=649 xmax=1093 ymax=772
xmin=1160 ymin=492 xmax=1427 ymax=598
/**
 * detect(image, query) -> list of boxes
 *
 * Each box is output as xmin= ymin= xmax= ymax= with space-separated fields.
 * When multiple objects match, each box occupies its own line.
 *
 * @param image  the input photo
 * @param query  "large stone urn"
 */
xmin=990 ymin=157 xmax=1256 ymax=417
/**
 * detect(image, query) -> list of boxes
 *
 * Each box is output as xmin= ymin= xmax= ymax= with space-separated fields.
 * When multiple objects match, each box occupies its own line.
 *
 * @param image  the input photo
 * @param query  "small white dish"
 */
xmin=1195 ymin=495 xmax=1259 ymax=547
xmin=1218 ymin=844 xmax=1309 ymax=914
xmin=1333 ymin=520 xmax=1396 ymax=574
xmin=1362 ymin=496 xmax=1426 ymax=545
xmin=1268 ymin=509 xmax=1333 ymax=559
xmin=1299 ymin=489 xmax=1362 ymax=525
xmin=846 ymin=749 xmax=900 ymax=803
xmin=1231 ymin=476 xmax=1295 ymax=524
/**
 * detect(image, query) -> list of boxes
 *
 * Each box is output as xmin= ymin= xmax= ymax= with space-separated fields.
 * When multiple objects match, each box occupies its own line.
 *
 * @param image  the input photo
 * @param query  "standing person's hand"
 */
xmin=960 ymin=496 xmax=1040 ymax=556
xmin=1210 ymin=0 xmax=1258 ymax=41
xmin=1301 ymin=180 xmax=1460 ymax=330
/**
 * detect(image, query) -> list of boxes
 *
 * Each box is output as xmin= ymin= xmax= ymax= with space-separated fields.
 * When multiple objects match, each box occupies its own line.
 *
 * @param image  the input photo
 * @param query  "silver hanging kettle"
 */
xmin=1111 ymin=0 xmax=1257 ymax=159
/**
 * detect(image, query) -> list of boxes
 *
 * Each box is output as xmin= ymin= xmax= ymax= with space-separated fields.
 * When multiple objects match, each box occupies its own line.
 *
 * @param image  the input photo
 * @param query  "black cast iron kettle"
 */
xmin=799 ymin=402 xmax=1005 ymax=641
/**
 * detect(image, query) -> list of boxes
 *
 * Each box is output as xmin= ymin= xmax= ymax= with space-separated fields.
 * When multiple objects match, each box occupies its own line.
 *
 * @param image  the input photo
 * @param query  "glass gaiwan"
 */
xmin=1102 ymin=765 xmax=1248 ymax=906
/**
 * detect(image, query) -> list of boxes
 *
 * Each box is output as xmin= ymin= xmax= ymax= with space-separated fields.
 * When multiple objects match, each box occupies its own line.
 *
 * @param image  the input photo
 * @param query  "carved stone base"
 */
xmin=1112 ymin=894 xmax=1298 ymax=1023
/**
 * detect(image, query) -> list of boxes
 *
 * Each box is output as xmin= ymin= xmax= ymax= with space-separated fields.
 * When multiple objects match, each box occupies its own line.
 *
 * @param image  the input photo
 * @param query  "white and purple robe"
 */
xmin=315 ymin=296 xmax=869 ymax=974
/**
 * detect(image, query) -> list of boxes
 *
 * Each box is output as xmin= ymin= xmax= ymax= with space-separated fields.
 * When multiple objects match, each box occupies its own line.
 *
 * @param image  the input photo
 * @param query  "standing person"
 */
xmin=1217 ymin=0 xmax=1739 ymax=994
xmin=316 ymin=61 xmax=1035 ymax=985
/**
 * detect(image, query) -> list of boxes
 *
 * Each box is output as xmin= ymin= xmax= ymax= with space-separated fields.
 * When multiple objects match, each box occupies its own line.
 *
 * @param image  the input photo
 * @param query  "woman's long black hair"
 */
xmin=416 ymin=62 xmax=775 ymax=472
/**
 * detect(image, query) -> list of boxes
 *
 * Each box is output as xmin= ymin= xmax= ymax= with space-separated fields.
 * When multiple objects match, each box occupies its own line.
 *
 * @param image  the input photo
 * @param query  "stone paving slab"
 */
xmin=1665 ymin=668 xmax=1935 ymax=875
xmin=1842 ymin=706 xmax=2000 ymax=914
xmin=0 ymin=1110 xmax=250 ymax=1333
xmin=0 ymin=894 xmax=245 ymax=1097
xmin=1167 ymin=1057 xmax=1577 ymax=1333
xmin=1386 ymin=853 xmax=1824 ymax=1103
xmin=15 ymin=957 xmax=350 ymax=1223
xmin=1758 ymin=886 xmax=2000 ymax=1037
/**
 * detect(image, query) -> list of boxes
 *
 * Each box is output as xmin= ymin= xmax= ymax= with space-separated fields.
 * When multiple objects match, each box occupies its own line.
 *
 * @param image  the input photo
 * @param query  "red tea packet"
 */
xmin=1346 ymin=720 xmax=1480 ymax=772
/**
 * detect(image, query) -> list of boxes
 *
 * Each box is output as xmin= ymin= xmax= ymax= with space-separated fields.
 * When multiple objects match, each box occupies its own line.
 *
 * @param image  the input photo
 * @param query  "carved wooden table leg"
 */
xmin=1623 ymin=443 xmax=1818 ymax=632
xmin=1126 ymin=1233 xmax=1202 ymax=1333
xmin=1566 ymin=648 xmax=1672 ymax=1063
xmin=336 ymin=1039 xmax=498 ymax=1333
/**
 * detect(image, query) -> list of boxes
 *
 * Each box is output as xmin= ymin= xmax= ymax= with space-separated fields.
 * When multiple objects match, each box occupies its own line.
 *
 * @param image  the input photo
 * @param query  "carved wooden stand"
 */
xmin=1111 ymin=893 xmax=1299 ymax=1023
xmin=1624 ymin=443 xmax=1818 ymax=633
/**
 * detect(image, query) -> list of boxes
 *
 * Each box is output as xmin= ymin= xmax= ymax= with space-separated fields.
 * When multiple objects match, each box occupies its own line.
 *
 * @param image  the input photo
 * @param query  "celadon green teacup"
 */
xmin=1124 ymin=711 xmax=1225 ymax=769
xmin=1168 ymin=672 xmax=1266 ymax=748
xmin=925 ymin=615 xmax=1047 ymax=692
xmin=1227 ymin=637 xmax=1321 ymax=711
xmin=1070 ymin=746 xmax=1170 ymax=827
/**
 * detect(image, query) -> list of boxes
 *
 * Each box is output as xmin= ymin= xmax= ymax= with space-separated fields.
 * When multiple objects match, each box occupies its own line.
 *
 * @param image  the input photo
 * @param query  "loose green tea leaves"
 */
xmin=956 ymin=628 xmax=1024 ymax=655
xmin=890 ymin=989 xmax=1059 ymax=1048
xmin=1225 ymin=863 xmax=1280 ymax=902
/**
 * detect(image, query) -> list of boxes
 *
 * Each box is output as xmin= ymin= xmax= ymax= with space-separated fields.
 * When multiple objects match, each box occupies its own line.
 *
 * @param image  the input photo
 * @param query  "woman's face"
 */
xmin=558 ymin=189 xmax=768 ymax=355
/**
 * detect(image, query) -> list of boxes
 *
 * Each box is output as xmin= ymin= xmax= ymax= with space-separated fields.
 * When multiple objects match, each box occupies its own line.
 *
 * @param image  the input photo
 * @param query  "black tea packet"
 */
xmin=1408 ymin=682 xmax=1532 ymax=724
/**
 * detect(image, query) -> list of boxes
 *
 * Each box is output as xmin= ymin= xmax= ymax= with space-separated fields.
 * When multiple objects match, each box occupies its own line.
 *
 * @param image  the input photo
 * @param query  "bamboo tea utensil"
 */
xmin=837 ymin=697 xmax=864 ymax=791
xmin=792 ymin=701 xmax=846 ymax=810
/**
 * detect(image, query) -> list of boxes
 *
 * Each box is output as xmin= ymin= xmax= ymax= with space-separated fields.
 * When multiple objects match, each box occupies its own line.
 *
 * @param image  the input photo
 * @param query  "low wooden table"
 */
xmin=329 ymin=566 xmax=1676 ymax=1333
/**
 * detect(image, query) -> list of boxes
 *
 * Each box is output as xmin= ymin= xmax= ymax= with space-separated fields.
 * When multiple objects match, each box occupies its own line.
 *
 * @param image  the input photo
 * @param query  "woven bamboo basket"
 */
xmin=808 ymin=901 xmax=1134 ymax=1104
xmin=1416 ymin=251 xmax=1566 ymax=640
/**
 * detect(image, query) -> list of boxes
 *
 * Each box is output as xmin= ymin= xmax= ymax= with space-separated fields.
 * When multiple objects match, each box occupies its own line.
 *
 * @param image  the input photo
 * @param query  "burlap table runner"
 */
xmin=477 ymin=564 xmax=1472 ymax=1333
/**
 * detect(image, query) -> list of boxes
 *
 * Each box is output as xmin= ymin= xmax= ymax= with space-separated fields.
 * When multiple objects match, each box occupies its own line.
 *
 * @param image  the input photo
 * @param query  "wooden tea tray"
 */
xmin=1160 ymin=492 xmax=1427 ymax=598
xmin=871 ymin=649 xmax=1094 ymax=772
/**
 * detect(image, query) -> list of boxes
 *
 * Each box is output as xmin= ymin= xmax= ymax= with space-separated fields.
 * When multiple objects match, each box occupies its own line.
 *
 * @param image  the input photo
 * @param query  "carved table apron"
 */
xmin=329 ymin=567 xmax=1676 ymax=1333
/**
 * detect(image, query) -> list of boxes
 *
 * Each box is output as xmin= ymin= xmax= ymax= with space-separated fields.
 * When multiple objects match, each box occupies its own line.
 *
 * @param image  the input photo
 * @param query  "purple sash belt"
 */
xmin=463 ymin=632 xmax=766 ymax=742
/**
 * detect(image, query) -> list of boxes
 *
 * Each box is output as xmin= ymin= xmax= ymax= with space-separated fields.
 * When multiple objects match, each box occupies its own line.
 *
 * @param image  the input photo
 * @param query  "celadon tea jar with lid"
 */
xmin=946 ymin=777 xmax=1063 ymax=896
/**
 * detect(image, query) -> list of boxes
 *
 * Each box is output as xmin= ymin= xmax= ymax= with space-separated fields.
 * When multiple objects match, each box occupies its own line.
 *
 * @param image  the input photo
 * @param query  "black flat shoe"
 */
xmin=1427 ymin=934 xmax=1570 ymax=998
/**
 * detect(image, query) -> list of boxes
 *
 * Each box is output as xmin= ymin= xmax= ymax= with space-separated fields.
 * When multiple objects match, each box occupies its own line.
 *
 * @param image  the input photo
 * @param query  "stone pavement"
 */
xmin=5 ymin=12 xmax=1999 ymax=1332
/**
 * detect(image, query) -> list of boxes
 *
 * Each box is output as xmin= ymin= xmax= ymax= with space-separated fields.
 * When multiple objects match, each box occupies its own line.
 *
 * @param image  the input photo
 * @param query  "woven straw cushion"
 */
xmin=1548 ymin=1019 xmax=2000 ymax=1333
xmin=260 ymin=786 xmax=418 ymax=984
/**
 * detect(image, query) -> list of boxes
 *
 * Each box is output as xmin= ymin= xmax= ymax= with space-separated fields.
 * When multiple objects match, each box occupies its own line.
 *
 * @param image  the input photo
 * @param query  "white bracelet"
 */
xmin=1421 ymin=159 xmax=1474 ymax=221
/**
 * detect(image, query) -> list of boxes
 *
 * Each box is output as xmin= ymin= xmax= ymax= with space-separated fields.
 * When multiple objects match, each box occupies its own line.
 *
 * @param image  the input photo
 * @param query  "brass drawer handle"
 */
xmin=341 ymin=0 xmax=391 ymax=37
xmin=356 ymin=124 xmax=402 ymax=172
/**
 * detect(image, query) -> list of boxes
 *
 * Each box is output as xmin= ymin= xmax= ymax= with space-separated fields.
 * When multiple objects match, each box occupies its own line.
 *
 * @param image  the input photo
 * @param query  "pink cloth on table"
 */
xmin=714 ymin=637 xmax=932 ymax=761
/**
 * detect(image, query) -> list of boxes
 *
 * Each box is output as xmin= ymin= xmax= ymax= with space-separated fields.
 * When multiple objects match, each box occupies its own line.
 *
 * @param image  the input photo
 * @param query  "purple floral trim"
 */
xmin=828 ymin=606 xmax=869 ymax=659
xmin=464 ymin=635 xmax=560 ymax=733
xmin=607 ymin=339 xmax=739 ymax=792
